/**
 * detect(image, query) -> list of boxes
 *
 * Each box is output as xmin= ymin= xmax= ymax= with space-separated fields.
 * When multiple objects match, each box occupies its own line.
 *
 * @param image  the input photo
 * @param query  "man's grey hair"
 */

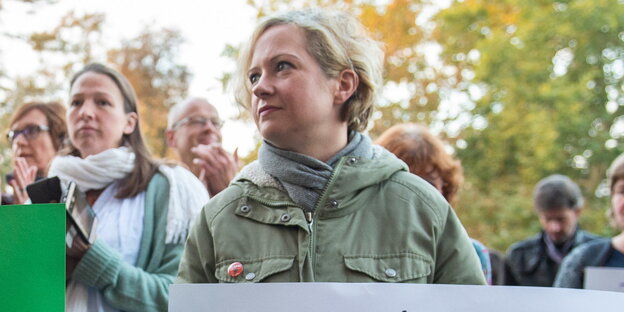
xmin=533 ymin=174 xmax=584 ymax=211
xmin=167 ymin=97 xmax=215 ymax=129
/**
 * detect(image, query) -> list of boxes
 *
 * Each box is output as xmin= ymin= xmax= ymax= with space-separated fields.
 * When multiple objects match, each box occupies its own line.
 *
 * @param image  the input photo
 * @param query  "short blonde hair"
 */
xmin=232 ymin=8 xmax=384 ymax=132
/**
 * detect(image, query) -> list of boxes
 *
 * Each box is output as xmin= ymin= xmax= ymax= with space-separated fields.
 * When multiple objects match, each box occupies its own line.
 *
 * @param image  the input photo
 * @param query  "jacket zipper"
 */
xmin=307 ymin=157 xmax=346 ymax=274
xmin=305 ymin=212 xmax=314 ymax=224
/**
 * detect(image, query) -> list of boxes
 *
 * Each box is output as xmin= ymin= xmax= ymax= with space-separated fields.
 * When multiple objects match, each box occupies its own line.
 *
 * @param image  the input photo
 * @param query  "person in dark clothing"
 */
xmin=554 ymin=154 xmax=624 ymax=288
xmin=489 ymin=249 xmax=506 ymax=285
xmin=504 ymin=174 xmax=600 ymax=286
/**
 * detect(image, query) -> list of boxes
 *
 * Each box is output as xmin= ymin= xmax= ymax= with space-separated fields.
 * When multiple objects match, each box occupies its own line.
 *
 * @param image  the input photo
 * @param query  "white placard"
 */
xmin=585 ymin=266 xmax=624 ymax=292
xmin=169 ymin=283 xmax=623 ymax=312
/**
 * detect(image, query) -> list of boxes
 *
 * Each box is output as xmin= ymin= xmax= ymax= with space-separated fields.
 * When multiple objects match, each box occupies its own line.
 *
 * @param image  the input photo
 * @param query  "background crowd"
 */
xmin=2 ymin=0 xmax=622 ymax=253
xmin=1 ymin=1 xmax=624 ymax=311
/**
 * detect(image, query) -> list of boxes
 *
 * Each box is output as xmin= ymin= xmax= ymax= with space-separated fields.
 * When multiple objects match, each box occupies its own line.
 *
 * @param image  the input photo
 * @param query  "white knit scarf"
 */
xmin=48 ymin=146 xmax=209 ymax=244
xmin=54 ymin=147 xmax=208 ymax=311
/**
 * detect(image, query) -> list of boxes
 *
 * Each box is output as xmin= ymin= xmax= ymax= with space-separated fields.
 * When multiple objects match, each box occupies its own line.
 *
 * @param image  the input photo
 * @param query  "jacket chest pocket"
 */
xmin=344 ymin=253 xmax=432 ymax=282
xmin=215 ymin=256 xmax=296 ymax=283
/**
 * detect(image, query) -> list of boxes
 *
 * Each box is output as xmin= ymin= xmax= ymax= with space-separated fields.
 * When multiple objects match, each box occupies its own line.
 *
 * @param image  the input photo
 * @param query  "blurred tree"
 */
xmin=108 ymin=27 xmax=191 ymax=157
xmin=0 ymin=0 xmax=54 ymax=10
xmin=28 ymin=11 xmax=104 ymax=74
xmin=436 ymin=0 xmax=624 ymax=250
xmin=0 ymin=11 xmax=105 ymax=178
xmin=0 ymin=0 xmax=59 ymax=184
xmin=19 ymin=14 xmax=190 ymax=158
xmin=3 ymin=11 xmax=106 ymax=107
xmin=1 ymin=8 xmax=190 ymax=190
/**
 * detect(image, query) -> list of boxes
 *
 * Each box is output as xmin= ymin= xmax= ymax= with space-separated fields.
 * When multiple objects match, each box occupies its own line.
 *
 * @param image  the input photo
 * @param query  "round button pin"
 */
xmin=228 ymin=262 xmax=244 ymax=277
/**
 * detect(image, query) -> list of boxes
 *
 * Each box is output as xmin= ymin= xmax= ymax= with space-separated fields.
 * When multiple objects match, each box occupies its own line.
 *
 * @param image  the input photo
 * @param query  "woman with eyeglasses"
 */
xmin=51 ymin=63 xmax=208 ymax=311
xmin=5 ymin=101 xmax=67 ymax=204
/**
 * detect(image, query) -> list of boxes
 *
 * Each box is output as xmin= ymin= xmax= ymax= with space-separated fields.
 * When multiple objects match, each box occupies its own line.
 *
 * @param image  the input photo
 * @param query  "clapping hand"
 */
xmin=191 ymin=143 xmax=240 ymax=197
xmin=8 ymin=157 xmax=37 ymax=204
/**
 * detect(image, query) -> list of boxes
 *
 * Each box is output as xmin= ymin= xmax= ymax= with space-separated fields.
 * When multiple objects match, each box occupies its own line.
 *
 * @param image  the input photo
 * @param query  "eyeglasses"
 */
xmin=172 ymin=116 xmax=223 ymax=130
xmin=7 ymin=124 xmax=50 ymax=143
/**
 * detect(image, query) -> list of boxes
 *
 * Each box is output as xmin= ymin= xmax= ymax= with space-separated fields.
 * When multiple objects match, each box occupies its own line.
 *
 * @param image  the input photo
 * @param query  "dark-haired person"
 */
xmin=53 ymin=63 xmax=208 ymax=312
xmin=504 ymin=174 xmax=600 ymax=286
xmin=5 ymin=101 xmax=67 ymax=204
xmin=177 ymin=8 xmax=485 ymax=285
xmin=554 ymin=154 xmax=624 ymax=288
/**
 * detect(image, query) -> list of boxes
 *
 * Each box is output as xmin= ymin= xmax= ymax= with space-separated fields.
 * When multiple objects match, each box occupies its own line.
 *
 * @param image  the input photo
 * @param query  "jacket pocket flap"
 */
xmin=215 ymin=256 xmax=295 ymax=283
xmin=344 ymin=253 xmax=432 ymax=282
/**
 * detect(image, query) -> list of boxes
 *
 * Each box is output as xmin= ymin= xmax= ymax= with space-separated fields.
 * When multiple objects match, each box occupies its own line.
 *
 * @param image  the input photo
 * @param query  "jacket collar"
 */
xmin=524 ymin=229 xmax=583 ymax=273
xmin=232 ymin=146 xmax=408 ymax=213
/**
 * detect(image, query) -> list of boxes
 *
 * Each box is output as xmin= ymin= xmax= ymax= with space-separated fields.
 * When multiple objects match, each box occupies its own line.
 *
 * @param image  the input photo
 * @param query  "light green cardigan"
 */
xmin=72 ymin=173 xmax=182 ymax=312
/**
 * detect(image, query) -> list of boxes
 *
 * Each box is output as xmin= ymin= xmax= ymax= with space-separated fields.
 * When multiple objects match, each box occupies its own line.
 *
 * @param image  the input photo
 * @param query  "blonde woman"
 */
xmin=177 ymin=9 xmax=485 ymax=285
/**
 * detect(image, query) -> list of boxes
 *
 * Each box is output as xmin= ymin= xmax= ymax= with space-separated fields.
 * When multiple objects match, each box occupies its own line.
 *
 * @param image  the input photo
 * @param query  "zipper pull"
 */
xmin=305 ymin=211 xmax=314 ymax=232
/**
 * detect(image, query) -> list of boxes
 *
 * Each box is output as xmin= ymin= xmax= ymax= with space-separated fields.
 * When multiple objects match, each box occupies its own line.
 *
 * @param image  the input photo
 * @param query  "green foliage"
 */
xmin=1 ymin=11 xmax=105 ymax=184
xmin=0 ymin=9 xmax=189 ymax=189
xmin=0 ymin=0 xmax=58 ymax=183
xmin=455 ymin=176 xmax=538 ymax=252
xmin=435 ymin=0 xmax=624 ymax=249
xmin=27 ymin=11 xmax=105 ymax=75
xmin=108 ymin=27 xmax=190 ymax=157
xmin=456 ymin=175 xmax=618 ymax=252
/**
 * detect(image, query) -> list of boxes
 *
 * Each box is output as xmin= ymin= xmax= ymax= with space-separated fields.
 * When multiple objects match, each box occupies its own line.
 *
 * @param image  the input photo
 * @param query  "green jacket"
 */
xmin=73 ymin=173 xmax=182 ymax=312
xmin=177 ymin=148 xmax=485 ymax=285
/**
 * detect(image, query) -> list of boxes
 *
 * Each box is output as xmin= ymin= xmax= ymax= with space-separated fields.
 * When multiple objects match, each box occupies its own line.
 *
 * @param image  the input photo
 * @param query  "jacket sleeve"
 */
xmin=176 ymin=205 xmax=219 ymax=283
xmin=553 ymin=244 xmax=591 ymax=289
xmin=432 ymin=204 xmax=487 ymax=285
xmin=503 ymin=255 xmax=519 ymax=285
xmin=72 ymin=240 xmax=182 ymax=311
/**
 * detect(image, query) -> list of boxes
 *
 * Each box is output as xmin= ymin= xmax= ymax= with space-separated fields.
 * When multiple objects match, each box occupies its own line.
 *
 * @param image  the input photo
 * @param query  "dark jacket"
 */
xmin=553 ymin=238 xmax=613 ymax=288
xmin=504 ymin=229 xmax=599 ymax=286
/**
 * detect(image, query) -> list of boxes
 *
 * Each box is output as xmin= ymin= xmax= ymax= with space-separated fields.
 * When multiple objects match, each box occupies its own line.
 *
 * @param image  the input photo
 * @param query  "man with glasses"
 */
xmin=166 ymin=97 xmax=239 ymax=196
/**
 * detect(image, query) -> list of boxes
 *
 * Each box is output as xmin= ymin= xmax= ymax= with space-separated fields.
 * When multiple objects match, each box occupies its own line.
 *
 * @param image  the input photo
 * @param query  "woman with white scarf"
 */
xmin=52 ymin=63 xmax=208 ymax=312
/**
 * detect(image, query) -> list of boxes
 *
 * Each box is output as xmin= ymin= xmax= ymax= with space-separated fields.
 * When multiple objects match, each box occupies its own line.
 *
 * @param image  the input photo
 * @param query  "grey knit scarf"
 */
xmin=259 ymin=131 xmax=373 ymax=212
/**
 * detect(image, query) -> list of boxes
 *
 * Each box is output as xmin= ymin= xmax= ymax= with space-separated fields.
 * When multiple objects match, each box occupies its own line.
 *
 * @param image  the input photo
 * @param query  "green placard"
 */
xmin=0 ymin=203 xmax=65 ymax=312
